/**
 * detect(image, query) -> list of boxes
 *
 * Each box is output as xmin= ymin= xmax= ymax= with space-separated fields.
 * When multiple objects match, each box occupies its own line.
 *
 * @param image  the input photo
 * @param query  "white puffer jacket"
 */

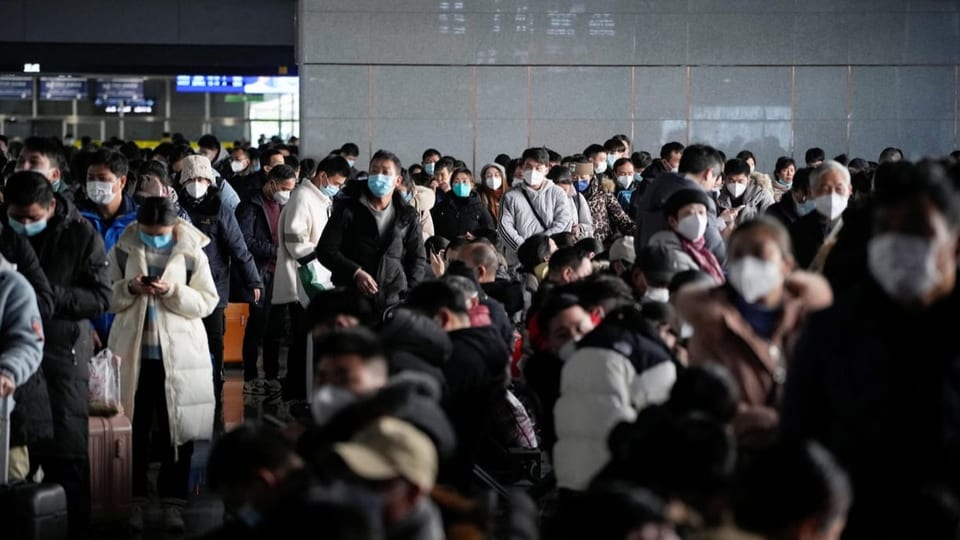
xmin=272 ymin=180 xmax=334 ymax=307
xmin=107 ymin=220 xmax=219 ymax=447
xmin=553 ymin=323 xmax=677 ymax=490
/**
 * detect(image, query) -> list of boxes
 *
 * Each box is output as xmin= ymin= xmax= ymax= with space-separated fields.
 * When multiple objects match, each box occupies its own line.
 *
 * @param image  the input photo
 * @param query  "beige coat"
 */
xmin=107 ymin=220 xmax=219 ymax=447
xmin=272 ymin=179 xmax=334 ymax=307
xmin=412 ymin=185 xmax=436 ymax=240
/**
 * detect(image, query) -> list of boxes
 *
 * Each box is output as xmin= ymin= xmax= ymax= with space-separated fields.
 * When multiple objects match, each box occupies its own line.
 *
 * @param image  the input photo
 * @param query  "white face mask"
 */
xmin=523 ymin=169 xmax=545 ymax=187
xmin=679 ymin=320 xmax=694 ymax=339
xmin=595 ymin=161 xmax=608 ymax=174
xmin=727 ymin=256 xmax=783 ymax=303
xmin=484 ymin=176 xmax=503 ymax=191
xmin=273 ymin=190 xmax=291 ymax=205
xmin=814 ymin=193 xmax=847 ymax=221
xmin=616 ymin=175 xmax=632 ymax=189
xmin=86 ymin=181 xmax=117 ymax=206
xmin=643 ymin=287 xmax=670 ymax=303
xmin=676 ymin=213 xmax=708 ymax=242
xmin=310 ymin=385 xmax=357 ymax=426
xmin=726 ymin=182 xmax=747 ymax=198
xmin=230 ymin=160 xmax=245 ymax=173
xmin=868 ymin=233 xmax=942 ymax=303
xmin=557 ymin=338 xmax=580 ymax=361
xmin=184 ymin=181 xmax=209 ymax=199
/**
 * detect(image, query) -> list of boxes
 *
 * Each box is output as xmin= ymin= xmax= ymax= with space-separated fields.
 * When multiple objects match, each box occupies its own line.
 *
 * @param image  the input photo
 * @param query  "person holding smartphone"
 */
xmin=107 ymin=197 xmax=219 ymax=532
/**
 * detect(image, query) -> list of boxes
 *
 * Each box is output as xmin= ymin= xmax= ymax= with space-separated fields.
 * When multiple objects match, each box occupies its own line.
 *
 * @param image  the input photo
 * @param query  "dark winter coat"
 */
xmin=378 ymin=307 xmax=451 ymax=389
xmin=179 ymin=186 xmax=262 ymax=308
xmin=315 ymin=181 xmax=426 ymax=314
xmin=430 ymin=191 xmax=495 ymax=241
xmin=233 ymin=189 xmax=278 ymax=303
xmin=26 ymin=195 xmax=111 ymax=459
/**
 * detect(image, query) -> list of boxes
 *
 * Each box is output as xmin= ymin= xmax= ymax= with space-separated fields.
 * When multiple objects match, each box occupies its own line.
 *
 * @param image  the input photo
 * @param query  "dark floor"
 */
xmin=91 ymin=365 xmax=266 ymax=540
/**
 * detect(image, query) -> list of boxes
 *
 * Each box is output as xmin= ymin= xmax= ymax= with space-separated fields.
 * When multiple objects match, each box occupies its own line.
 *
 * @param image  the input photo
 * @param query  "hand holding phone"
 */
xmin=141 ymin=275 xmax=160 ymax=285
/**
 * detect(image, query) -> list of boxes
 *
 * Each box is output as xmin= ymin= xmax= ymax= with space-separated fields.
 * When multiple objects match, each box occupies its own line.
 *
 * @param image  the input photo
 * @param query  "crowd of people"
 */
xmin=0 ymin=131 xmax=959 ymax=540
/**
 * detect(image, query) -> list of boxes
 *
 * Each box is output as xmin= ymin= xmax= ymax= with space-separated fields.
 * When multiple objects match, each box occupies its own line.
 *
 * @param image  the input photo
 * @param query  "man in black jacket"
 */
xmin=316 ymin=149 xmax=426 ymax=315
xmin=764 ymin=166 xmax=813 ymax=228
xmin=788 ymin=160 xmax=851 ymax=270
xmin=5 ymin=171 xmax=111 ymax=540
xmin=235 ymin=164 xmax=297 ymax=395
xmin=782 ymin=167 xmax=960 ymax=539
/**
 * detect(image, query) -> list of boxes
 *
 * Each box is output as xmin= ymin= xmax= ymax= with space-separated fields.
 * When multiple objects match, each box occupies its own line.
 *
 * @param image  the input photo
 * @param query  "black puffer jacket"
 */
xmin=179 ymin=186 xmax=262 ymax=308
xmin=316 ymin=181 xmax=426 ymax=314
xmin=0 ymin=221 xmax=55 ymax=319
xmin=431 ymin=191 xmax=495 ymax=241
xmin=378 ymin=307 xmax=451 ymax=389
xmin=25 ymin=195 xmax=111 ymax=459
xmin=233 ymin=189 xmax=277 ymax=303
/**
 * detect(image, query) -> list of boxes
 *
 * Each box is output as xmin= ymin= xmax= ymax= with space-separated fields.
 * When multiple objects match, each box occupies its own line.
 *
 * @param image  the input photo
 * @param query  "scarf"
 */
xmin=680 ymin=235 xmax=725 ymax=284
xmin=480 ymin=188 xmax=503 ymax=220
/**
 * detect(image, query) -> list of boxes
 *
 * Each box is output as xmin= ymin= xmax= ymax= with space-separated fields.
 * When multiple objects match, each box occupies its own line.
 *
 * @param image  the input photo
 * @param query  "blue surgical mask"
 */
xmin=796 ymin=199 xmax=816 ymax=217
xmin=634 ymin=173 xmax=644 ymax=183
xmin=452 ymin=183 xmax=472 ymax=198
xmin=139 ymin=230 xmax=173 ymax=250
xmin=321 ymin=183 xmax=340 ymax=198
xmin=775 ymin=177 xmax=792 ymax=189
xmin=8 ymin=216 xmax=47 ymax=237
xmin=575 ymin=179 xmax=590 ymax=193
xmin=423 ymin=162 xmax=435 ymax=176
xmin=367 ymin=174 xmax=395 ymax=198
xmin=402 ymin=190 xmax=414 ymax=203
xmin=606 ymin=154 xmax=618 ymax=168
xmin=51 ymin=179 xmax=63 ymax=193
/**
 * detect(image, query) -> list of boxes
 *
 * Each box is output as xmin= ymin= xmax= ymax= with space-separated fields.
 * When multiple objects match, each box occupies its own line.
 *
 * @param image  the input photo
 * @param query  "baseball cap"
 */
xmin=636 ymin=244 xmax=685 ymax=285
xmin=334 ymin=417 xmax=437 ymax=492
xmin=609 ymin=236 xmax=636 ymax=265
xmin=180 ymin=155 xmax=216 ymax=184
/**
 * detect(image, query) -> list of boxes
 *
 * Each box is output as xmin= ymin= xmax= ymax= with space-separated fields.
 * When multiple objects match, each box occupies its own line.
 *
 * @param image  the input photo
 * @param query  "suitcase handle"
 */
xmin=1 ymin=394 xmax=14 ymax=485
xmin=115 ymin=438 xmax=124 ymax=459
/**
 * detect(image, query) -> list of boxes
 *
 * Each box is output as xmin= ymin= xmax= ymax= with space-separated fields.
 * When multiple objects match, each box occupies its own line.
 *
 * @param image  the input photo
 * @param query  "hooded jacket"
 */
xmin=27 ymin=194 xmax=112 ymax=459
xmin=478 ymin=163 xmax=507 ymax=221
xmin=0 ymin=254 xmax=52 ymax=448
xmin=179 ymin=186 xmax=262 ymax=308
xmin=107 ymin=220 xmax=219 ymax=447
xmin=498 ymin=181 xmax=573 ymax=262
xmin=315 ymin=181 xmax=426 ymax=314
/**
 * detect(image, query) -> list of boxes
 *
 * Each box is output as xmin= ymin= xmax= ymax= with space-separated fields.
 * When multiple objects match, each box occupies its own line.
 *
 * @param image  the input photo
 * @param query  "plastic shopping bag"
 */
xmin=88 ymin=349 xmax=122 ymax=416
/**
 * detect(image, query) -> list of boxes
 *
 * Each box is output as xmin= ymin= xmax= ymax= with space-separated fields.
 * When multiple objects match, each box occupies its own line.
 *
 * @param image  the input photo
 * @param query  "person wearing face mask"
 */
xmin=553 ymin=304 xmax=677 ymax=491
xmin=788 ymin=160 xmax=851 ymax=270
xmin=430 ymin=167 xmax=494 ymax=241
xmin=635 ymin=144 xmax=728 ymax=266
xmin=477 ymin=162 xmax=507 ymax=221
xmin=106 ymin=197 xmax=218 ymax=532
xmin=398 ymin=169 xmax=436 ymax=241
xmin=421 ymin=148 xmax=441 ymax=179
xmin=77 ymin=150 xmax=140 ymax=341
xmin=584 ymin=144 xmax=610 ymax=180
xmin=15 ymin=136 xmax=73 ymax=200
xmin=316 ymin=149 xmax=427 ymax=318
xmin=717 ymin=158 xmax=774 ymax=226
xmin=649 ymin=189 xmax=726 ymax=284
xmin=5 ymin=171 xmax=112 ymax=540
xmin=782 ymin=166 xmax=960 ymax=540
xmin=235 ymin=165 xmax=297 ymax=396
xmin=573 ymin=154 xmax=635 ymax=248
xmin=549 ymin=164 xmax=595 ymax=241
xmin=764 ymin=167 xmax=814 ymax=228
xmin=220 ymin=145 xmax=252 ymax=186
xmin=771 ymin=156 xmax=797 ymax=202
xmin=176 ymin=155 xmax=261 ymax=428
xmin=675 ymin=217 xmax=831 ymax=438
xmin=631 ymin=245 xmax=684 ymax=305
xmin=497 ymin=147 xmax=573 ymax=267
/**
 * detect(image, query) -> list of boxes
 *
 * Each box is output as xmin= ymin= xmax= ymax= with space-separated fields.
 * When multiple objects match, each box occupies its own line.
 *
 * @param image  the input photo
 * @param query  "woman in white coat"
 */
xmin=106 ymin=197 xmax=219 ymax=532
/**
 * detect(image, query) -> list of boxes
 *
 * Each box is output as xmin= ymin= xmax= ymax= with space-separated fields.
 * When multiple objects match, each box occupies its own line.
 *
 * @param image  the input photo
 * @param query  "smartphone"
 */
xmin=141 ymin=275 xmax=160 ymax=285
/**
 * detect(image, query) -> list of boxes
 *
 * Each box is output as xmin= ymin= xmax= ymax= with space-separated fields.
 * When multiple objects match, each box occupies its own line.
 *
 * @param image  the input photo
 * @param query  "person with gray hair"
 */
xmin=789 ymin=160 xmax=852 ymax=270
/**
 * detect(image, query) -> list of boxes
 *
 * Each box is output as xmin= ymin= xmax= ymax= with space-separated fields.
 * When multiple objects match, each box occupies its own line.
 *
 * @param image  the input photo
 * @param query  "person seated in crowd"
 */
xmin=782 ymin=163 xmax=960 ymax=540
xmin=631 ymin=244 xmax=685 ymax=304
xmin=717 ymin=158 xmax=774 ymax=225
xmin=430 ymin=167 xmax=495 ymax=241
xmin=789 ymin=160 xmax=851 ymax=270
xmin=676 ymin=217 xmax=831 ymax=438
xmin=545 ymin=246 xmax=593 ymax=286
xmin=649 ymin=189 xmax=726 ymax=284
xmin=457 ymin=239 xmax=525 ymax=320
xmin=553 ymin=305 xmax=677 ymax=491
xmin=516 ymin=233 xmax=557 ymax=298
xmin=771 ymin=156 xmax=797 ymax=201
xmin=764 ymin=166 xmax=813 ymax=228
xmin=607 ymin=235 xmax=635 ymax=280
xmin=732 ymin=441 xmax=850 ymax=540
